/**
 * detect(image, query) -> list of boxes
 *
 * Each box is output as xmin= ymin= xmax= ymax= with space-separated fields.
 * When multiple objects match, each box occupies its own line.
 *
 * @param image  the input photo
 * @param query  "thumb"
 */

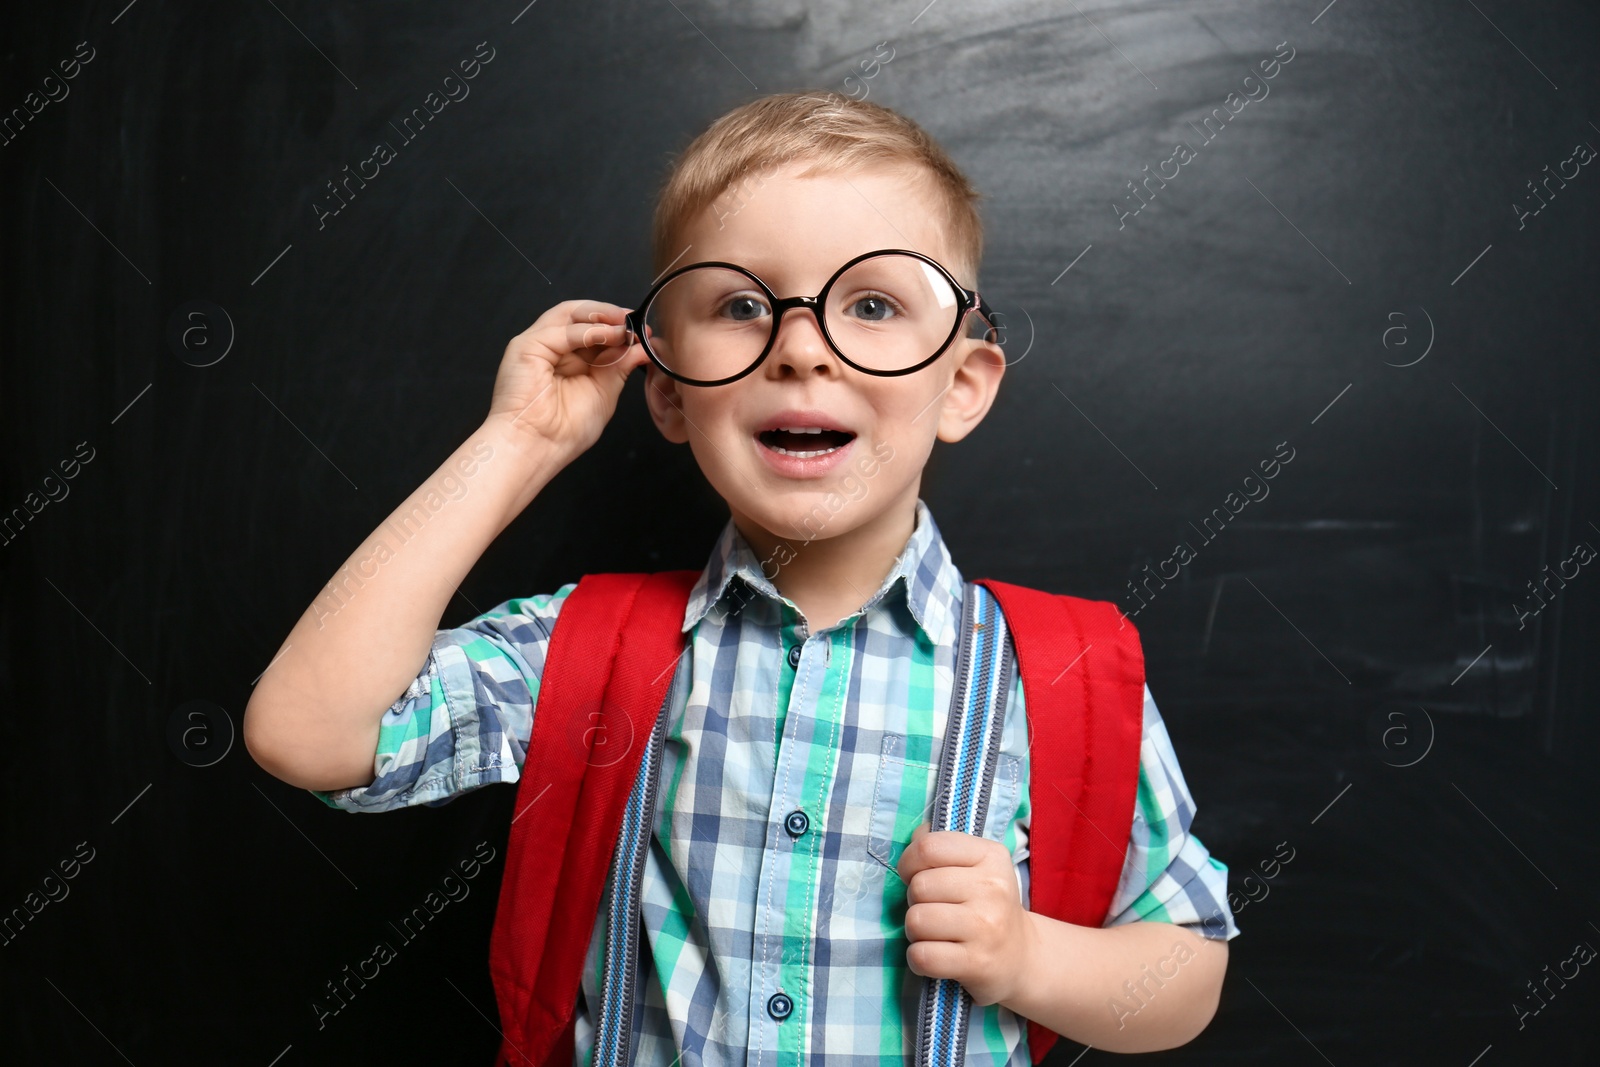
xmin=899 ymin=822 xmax=932 ymax=883
xmin=586 ymin=334 xmax=643 ymax=387
xmin=605 ymin=340 xmax=649 ymax=387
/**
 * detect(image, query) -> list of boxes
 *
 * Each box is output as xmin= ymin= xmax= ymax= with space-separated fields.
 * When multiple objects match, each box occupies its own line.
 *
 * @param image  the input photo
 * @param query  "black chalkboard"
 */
xmin=3 ymin=0 xmax=1597 ymax=1063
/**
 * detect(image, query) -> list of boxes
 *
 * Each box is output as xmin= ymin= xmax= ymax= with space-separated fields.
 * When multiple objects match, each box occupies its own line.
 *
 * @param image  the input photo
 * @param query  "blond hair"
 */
xmin=651 ymin=91 xmax=984 ymax=285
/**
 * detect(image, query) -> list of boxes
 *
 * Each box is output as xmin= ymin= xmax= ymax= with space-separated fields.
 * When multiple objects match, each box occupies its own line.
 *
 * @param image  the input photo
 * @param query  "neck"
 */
xmin=730 ymin=485 xmax=920 ymax=634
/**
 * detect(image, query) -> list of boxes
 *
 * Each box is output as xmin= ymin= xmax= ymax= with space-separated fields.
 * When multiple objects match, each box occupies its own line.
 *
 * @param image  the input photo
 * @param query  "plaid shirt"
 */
xmin=314 ymin=498 xmax=1239 ymax=1066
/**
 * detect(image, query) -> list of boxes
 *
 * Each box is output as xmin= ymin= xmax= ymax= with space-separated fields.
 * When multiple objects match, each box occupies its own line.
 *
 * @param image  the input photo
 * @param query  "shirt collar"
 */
xmin=681 ymin=497 xmax=963 ymax=647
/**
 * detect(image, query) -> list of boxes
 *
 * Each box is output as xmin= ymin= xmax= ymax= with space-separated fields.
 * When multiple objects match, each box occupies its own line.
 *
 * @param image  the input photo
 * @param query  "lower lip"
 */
xmin=754 ymin=433 xmax=857 ymax=479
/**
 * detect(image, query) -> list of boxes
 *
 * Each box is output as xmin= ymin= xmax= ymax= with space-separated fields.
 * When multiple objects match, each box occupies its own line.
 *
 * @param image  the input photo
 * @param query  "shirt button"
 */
xmin=786 ymin=644 xmax=802 ymax=668
xmin=784 ymin=809 xmax=809 ymax=837
xmin=767 ymin=991 xmax=794 ymax=1020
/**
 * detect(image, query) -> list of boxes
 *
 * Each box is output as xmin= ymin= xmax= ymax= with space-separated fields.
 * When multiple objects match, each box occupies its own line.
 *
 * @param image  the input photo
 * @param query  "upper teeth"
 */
xmin=776 ymin=426 xmax=827 ymax=433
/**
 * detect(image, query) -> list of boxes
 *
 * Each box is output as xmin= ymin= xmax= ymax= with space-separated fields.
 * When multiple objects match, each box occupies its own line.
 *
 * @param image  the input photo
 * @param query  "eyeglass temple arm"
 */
xmin=967 ymin=290 xmax=1005 ymax=345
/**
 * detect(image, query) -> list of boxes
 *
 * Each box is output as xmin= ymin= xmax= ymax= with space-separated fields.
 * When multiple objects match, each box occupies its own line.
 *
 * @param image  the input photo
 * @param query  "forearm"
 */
xmin=1001 ymin=913 xmax=1227 ymax=1053
xmin=244 ymin=415 xmax=570 ymax=790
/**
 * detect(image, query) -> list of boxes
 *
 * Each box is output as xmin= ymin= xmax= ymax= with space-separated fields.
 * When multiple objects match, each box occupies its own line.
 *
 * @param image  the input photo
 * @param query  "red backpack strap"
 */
xmin=488 ymin=569 xmax=699 ymax=1067
xmin=974 ymin=579 xmax=1145 ymax=1064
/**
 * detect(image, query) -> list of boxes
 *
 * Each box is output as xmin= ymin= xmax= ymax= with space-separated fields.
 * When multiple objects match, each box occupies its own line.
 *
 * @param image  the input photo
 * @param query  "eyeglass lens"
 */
xmin=641 ymin=252 xmax=963 ymax=382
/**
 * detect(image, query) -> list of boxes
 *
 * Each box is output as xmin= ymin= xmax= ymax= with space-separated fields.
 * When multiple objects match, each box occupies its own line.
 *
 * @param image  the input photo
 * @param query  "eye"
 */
xmin=847 ymin=292 xmax=900 ymax=322
xmin=719 ymin=291 xmax=770 ymax=322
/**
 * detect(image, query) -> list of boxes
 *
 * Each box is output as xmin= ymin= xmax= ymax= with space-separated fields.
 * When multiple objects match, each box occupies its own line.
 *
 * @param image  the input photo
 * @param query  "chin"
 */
xmin=771 ymin=492 xmax=899 ymax=545
xmin=711 ymin=436 xmax=907 ymax=537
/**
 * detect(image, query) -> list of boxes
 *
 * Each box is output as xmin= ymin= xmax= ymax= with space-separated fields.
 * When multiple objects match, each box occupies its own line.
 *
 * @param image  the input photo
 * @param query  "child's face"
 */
xmin=642 ymin=160 xmax=1005 ymax=548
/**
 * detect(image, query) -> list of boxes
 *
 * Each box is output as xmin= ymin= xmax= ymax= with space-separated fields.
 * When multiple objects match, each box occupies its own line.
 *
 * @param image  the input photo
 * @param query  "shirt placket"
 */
xmin=748 ymin=604 xmax=845 ymax=1067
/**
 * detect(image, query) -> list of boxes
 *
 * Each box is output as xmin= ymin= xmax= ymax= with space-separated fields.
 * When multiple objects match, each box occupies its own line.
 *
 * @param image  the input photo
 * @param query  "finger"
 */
xmin=897 ymin=829 xmax=930 ymax=883
xmin=597 ymin=338 xmax=652 ymax=377
xmin=924 ymin=830 xmax=991 ymax=867
xmin=574 ymin=303 xmax=632 ymax=326
xmin=565 ymin=299 xmax=631 ymax=323
xmin=899 ymin=828 xmax=984 ymax=882
xmin=530 ymin=321 xmax=633 ymax=363
xmin=906 ymin=901 xmax=977 ymax=944
xmin=907 ymin=937 xmax=971 ymax=977
xmin=572 ymin=321 xmax=633 ymax=352
xmin=905 ymin=865 xmax=973 ymax=906
xmin=523 ymin=300 xmax=631 ymax=335
xmin=601 ymin=340 xmax=649 ymax=382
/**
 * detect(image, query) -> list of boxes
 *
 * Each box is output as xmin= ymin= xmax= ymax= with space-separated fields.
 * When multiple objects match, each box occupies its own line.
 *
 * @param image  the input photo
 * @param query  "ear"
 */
xmin=935 ymin=337 xmax=1006 ymax=444
xmin=643 ymin=364 xmax=692 ymax=444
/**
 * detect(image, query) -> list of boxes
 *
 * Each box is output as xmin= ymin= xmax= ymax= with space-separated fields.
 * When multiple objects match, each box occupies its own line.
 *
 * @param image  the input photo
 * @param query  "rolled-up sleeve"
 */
xmin=310 ymin=583 xmax=577 ymax=813
xmin=1101 ymin=685 xmax=1239 ymax=941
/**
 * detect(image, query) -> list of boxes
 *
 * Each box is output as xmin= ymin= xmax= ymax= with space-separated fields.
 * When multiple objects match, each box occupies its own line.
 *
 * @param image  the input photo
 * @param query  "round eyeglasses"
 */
xmin=625 ymin=248 xmax=1004 ymax=387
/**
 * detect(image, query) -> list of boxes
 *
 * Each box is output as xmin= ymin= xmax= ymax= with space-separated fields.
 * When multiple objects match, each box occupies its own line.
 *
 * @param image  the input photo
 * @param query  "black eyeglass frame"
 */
xmin=625 ymin=247 xmax=1004 ymax=387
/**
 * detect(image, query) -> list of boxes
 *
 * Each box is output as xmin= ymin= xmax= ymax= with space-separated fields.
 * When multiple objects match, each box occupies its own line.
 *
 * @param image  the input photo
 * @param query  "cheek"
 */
xmin=689 ymin=435 xmax=740 ymax=480
xmin=871 ymin=396 xmax=940 ymax=463
xmin=899 ymin=367 xmax=958 ymax=420
xmin=676 ymin=398 xmax=755 ymax=478
xmin=665 ymin=389 xmax=729 ymax=437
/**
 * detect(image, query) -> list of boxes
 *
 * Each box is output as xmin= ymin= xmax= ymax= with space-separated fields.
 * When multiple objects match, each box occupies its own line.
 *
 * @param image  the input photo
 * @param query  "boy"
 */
xmin=245 ymin=90 xmax=1238 ymax=1065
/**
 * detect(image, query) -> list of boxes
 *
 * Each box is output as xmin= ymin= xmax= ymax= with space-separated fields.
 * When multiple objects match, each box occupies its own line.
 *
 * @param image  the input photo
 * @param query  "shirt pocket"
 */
xmin=867 ymin=736 xmax=1024 ymax=872
xmin=867 ymin=733 xmax=939 ymax=872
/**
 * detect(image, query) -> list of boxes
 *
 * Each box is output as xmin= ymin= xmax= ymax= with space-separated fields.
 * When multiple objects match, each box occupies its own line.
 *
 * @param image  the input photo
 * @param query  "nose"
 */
xmin=765 ymin=302 xmax=840 ymax=379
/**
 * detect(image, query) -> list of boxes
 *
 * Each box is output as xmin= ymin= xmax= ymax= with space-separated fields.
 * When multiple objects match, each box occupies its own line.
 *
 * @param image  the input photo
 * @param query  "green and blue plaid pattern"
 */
xmin=313 ymin=498 xmax=1239 ymax=1065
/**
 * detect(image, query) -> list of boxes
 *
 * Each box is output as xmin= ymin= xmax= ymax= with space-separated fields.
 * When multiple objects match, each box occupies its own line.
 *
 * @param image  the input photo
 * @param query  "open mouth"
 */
xmin=756 ymin=427 xmax=857 ymax=458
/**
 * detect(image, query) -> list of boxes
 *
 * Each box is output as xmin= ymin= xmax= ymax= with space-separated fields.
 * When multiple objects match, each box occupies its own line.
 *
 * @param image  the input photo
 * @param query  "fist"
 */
xmin=486 ymin=300 xmax=650 ymax=456
xmin=897 ymin=824 xmax=1033 ymax=1006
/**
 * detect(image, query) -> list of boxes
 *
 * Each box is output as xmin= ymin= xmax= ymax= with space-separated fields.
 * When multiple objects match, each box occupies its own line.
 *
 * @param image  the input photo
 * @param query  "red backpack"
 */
xmin=487 ymin=571 xmax=1145 ymax=1066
